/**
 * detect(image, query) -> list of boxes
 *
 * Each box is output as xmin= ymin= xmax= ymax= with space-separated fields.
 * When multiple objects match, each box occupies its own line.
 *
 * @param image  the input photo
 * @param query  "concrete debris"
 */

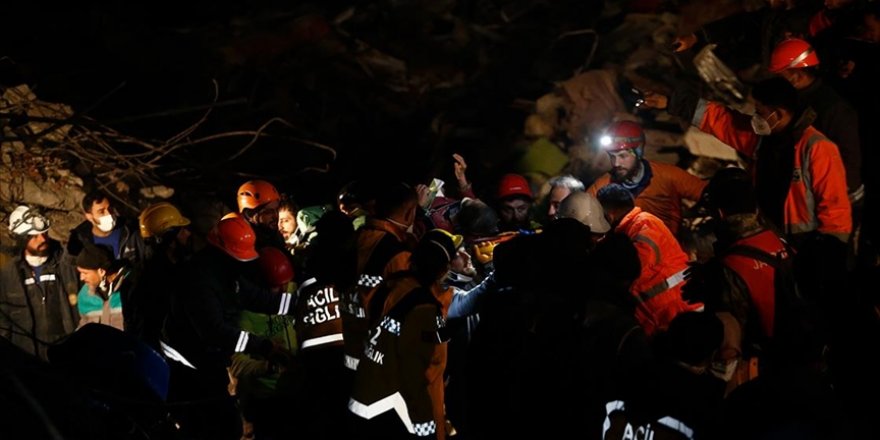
xmin=140 ymin=185 xmax=176 ymax=200
xmin=1 ymin=85 xmax=75 ymax=146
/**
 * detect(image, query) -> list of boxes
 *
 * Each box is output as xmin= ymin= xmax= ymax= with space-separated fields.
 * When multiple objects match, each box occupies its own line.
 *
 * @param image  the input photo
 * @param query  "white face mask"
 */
xmin=751 ymin=114 xmax=772 ymax=136
xmin=386 ymin=217 xmax=414 ymax=235
xmin=96 ymin=214 xmax=116 ymax=233
xmin=25 ymin=255 xmax=48 ymax=267
xmin=709 ymin=359 xmax=739 ymax=382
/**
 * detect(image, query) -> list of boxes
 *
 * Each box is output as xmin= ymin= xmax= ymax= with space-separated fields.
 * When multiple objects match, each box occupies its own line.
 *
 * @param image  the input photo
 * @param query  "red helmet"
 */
xmin=258 ymin=247 xmax=294 ymax=288
xmin=769 ymin=38 xmax=819 ymax=73
xmin=237 ymin=180 xmax=281 ymax=212
xmin=207 ymin=216 xmax=259 ymax=261
xmin=600 ymin=120 xmax=645 ymax=156
xmin=497 ymin=173 xmax=533 ymax=200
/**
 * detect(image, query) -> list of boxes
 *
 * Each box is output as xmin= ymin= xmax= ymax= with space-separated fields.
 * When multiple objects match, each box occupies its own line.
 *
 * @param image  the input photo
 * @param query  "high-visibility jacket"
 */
xmin=693 ymin=101 xmax=851 ymax=242
xmin=349 ymin=274 xmax=451 ymax=439
xmin=342 ymin=219 xmax=411 ymax=370
xmin=588 ymin=161 xmax=706 ymax=235
xmin=616 ymin=207 xmax=701 ymax=336
xmin=604 ymin=400 xmax=696 ymax=440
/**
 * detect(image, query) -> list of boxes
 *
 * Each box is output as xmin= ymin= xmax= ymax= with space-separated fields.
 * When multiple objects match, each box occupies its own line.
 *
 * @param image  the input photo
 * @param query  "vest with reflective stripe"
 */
xmin=343 ymin=228 xmax=409 ymax=369
xmin=295 ymin=278 xmax=344 ymax=350
xmin=603 ymin=400 xmax=695 ymax=440
xmin=349 ymin=285 xmax=442 ymax=438
xmin=722 ymin=230 xmax=788 ymax=338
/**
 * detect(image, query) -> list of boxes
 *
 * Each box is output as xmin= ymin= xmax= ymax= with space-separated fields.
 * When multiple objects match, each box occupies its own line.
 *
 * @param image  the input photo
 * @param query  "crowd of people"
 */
xmin=2 ymin=0 xmax=879 ymax=439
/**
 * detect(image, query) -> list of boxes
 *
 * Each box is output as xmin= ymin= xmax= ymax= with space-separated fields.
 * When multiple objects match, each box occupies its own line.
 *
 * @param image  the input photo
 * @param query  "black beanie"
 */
xmin=76 ymin=244 xmax=114 ymax=270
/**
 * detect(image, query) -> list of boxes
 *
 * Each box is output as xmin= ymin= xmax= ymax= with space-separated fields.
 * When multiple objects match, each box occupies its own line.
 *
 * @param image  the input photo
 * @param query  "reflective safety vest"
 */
xmin=349 ymin=282 xmax=449 ymax=438
xmin=342 ymin=227 xmax=409 ymax=370
xmin=603 ymin=400 xmax=695 ymax=440
xmin=295 ymin=278 xmax=344 ymax=350
xmin=616 ymin=207 xmax=701 ymax=336
xmin=694 ymin=101 xmax=851 ymax=242
xmin=721 ymin=230 xmax=789 ymax=339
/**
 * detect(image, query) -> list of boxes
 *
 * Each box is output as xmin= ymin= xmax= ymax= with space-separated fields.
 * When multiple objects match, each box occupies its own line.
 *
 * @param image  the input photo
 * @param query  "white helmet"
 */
xmin=557 ymin=192 xmax=611 ymax=233
xmin=8 ymin=205 xmax=50 ymax=236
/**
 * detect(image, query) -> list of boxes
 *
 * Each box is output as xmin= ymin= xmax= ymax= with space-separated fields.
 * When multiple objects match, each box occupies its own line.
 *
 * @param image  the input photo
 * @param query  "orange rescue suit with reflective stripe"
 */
xmin=616 ymin=207 xmax=701 ymax=336
xmin=696 ymin=102 xmax=851 ymax=241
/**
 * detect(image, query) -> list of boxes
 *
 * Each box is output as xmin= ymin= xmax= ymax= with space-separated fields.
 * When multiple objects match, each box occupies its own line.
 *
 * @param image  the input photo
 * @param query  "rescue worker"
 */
xmin=587 ymin=120 xmax=706 ymax=235
xmin=342 ymin=182 xmax=416 ymax=373
xmin=293 ymin=210 xmax=358 ymax=439
xmin=162 ymin=216 xmax=297 ymax=440
xmin=556 ymin=191 xmax=612 ymax=241
xmin=129 ymin=201 xmax=192 ymax=348
xmin=602 ymin=312 xmax=726 ymax=440
xmin=683 ymin=168 xmax=807 ymax=391
xmin=597 ymin=184 xmax=701 ymax=336
xmin=463 ymin=218 xmax=612 ymax=439
xmin=769 ymin=38 xmax=863 ymax=202
xmin=348 ymin=229 xmax=458 ymax=440
xmin=682 ymin=78 xmax=851 ymax=304
xmin=236 ymin=179 xmax=285 ymax=249
xmin=670 ymin=77 xmax=852 ymax=247
xmin=495 ymin=173 xmax=541 ymax=232
xmin=0 ymin=206 xmax=79 ymax=361
xmin=232 ymin=246 xmax=299 ymax=440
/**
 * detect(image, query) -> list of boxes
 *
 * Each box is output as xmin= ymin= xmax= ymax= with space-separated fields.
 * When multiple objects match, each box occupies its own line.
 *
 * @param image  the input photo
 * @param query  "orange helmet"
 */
xmin=599 ymin=120 xmax=645 ymax=156
xmin=207 ymin=216 xmax=259 ymax=261
xmin=258 ymin=247 xmax=294 ymax=289
xmin=497 ymin=174 xmax=533 ymax=200
xmin=769 ymin=38 xmax=819 ymax=73
xmin=237 ymin=180 xmax=281 ymax=212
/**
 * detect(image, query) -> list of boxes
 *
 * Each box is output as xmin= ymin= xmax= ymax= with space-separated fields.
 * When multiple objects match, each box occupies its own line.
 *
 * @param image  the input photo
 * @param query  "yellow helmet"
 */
xmin=430 ymin=228 xmax=463 ymax=250
xmin=139 ymin=202 xmax=191 ymax=238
